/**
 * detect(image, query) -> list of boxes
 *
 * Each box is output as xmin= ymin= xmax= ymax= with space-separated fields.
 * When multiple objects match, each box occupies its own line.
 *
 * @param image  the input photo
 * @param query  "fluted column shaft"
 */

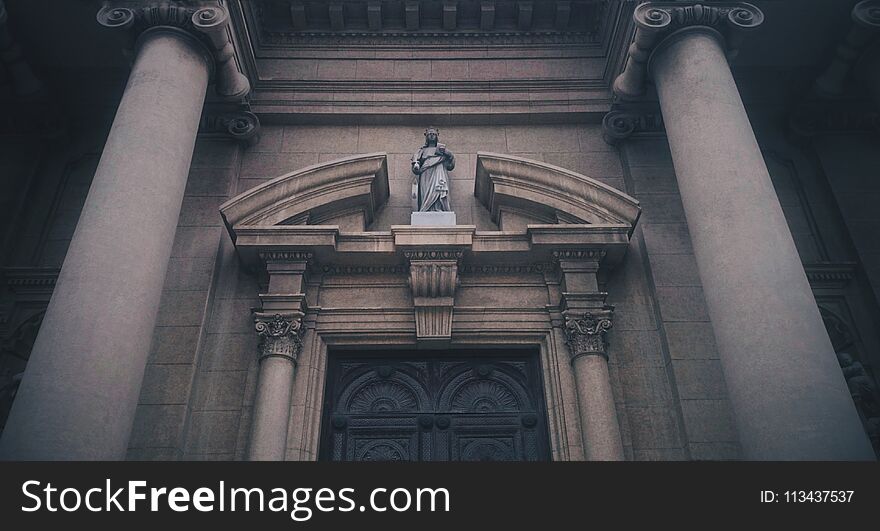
xmin=651 ymin=27 xmax=874 ymax=460
xmin=0 ymin=29 xmax=210 ymax=459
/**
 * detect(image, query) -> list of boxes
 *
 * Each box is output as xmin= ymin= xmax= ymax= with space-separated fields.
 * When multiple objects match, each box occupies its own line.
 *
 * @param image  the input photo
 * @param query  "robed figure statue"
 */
xmin=411 ymin=127 xmax=455 ymax=212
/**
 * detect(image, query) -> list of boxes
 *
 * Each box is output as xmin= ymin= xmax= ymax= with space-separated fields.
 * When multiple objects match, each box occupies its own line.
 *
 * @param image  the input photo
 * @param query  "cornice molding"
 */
xmin=612 ymin=2 xmax=764 ymax=101
xmin=248 ymin=0 xmax=606 ymax=49
xmin=258 ymin=251 xmax=314 ymax=264
xmin=805 ymin=262 xmax=858 ymax=290
xmin=789 ymin=101 xmax=880 ymax=137
xmin=97 ymin=1 xmax=250 ymax=100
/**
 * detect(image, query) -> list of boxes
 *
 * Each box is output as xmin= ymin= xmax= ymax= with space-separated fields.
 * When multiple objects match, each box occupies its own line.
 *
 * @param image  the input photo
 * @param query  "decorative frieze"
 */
xmin=789 ymin=102 xmax=880 ymax=137
xmin=254 ymin=311 xmax=305 ymax=364
xmin=403 ymin=250 xmax=464 ymax=262
xmin=552 ymin=250 xmax=607 ymax=262
xmin=97 ymin=1 xmax=250 ymax=100
xmin=259 ymin=251 xmax=314 ymax=264
xmin=613 ymin=2 xmax=764 ymax=101
xmin=251 ymin=0 xmax=603 ymax=46
xmin=563 ymin=308 xmax=614 ymax=361
xmin=459 ymin=264 xmax=549 ymax=275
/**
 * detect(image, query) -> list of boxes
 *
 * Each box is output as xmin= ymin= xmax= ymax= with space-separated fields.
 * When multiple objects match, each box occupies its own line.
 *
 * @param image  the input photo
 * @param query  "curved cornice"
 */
xmin=219 ymin=152 xmax=389 ymax=239
xmin=474 ymin=152 xmax=640 ymax=232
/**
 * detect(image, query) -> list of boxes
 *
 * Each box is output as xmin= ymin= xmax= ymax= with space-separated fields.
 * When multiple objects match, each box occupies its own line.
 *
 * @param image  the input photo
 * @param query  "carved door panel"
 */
xmin=320 ymin=352 xmax=550 ymax=461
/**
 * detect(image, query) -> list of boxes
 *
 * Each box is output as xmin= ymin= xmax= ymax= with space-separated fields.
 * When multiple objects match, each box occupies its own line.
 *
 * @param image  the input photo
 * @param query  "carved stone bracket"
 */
xmin=97 ymin=1 xmax=250 ymax=100
xmin=601 ymin=104 xmax=665 ymax=144
xmin=200 ymin=107 xmax=261 ymax=144
xmin=612 ymin=2 xmax=764 ymax=101
xmin=405 ymin=250 xmax=463 ymax=344
xmin=254 ymin=311 xmax=305 ymax=364
xmin=563 ymin=307 xmax=614 ymax=361
xmin=814 ymin=1 xmax=880 ymax=98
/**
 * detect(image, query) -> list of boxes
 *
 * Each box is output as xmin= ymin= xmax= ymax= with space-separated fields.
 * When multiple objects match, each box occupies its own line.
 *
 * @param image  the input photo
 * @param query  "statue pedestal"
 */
xmin=411 ymin=211 xmax=457 ymax=226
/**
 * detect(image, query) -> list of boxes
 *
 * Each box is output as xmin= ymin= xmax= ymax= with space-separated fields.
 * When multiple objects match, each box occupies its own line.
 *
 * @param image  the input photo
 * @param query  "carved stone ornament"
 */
xmin=405 ymin=250 xmax=462 ymax=342
xmin=200 ymin=109 xmax=261 ymax=144
xmin=96 ymin=1 xmax=250 ymax=99
xmin=601 ymin=105 xmax=665 ymax=144
xmin=254 ymin=312 xmax=305 ymax=364
xmin=612 ymin=2 xmax=764 ymax=100
xmin=813 ymin=1 xmax=880 ymax=98
xmin=563 ymin=309 xmax=613 ymax=361
xmin=552 ymin=249 xmax=607 ymax=262
xmin=259 ymin=250 xmax=314 ymax=264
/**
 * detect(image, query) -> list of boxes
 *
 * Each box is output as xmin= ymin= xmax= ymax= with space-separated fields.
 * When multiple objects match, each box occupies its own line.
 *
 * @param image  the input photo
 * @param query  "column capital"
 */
xmin=254 ymin=311 xmax=305 ymax=364
xmin=813 ymin=1 xmax=880 ymax=98
xmin=97 ymin=1 xmax=250 ymax=100
xmin=613 ymin=2 xmax=764 ymax=101
xmin=562 ymin=307 xmax=614 ymax=362
xmin=853 ymin=0 xmax=880 ymax=30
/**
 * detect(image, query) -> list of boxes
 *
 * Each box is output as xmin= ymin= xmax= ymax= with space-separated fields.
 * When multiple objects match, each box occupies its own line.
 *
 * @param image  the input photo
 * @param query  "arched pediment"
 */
xmin=475 ymin=152 xmax=640 ymax=233
xmin=220 ymin=153 xmax=389 ymax=239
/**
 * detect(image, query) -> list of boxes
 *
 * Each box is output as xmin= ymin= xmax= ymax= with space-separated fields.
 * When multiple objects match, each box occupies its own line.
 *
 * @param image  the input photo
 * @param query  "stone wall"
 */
xmin=6 ymin=119 xmax=874 ymax=461
xmin=126 ymin=139 xmax=241 ymax=460
xmin=178 ymin=123 xmax=721 ymax=460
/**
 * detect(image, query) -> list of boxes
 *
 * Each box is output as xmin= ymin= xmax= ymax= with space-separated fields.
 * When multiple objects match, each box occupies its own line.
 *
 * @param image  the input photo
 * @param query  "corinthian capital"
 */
xmin=613 ymin=2 xmax=764 ymax=100
xmin=563 ymin=308 xmax=613 ymax=362
xmin=254 ymin=311 xmax=305 ymax=364
xmin=97 ymin=1 xmax=250 ymax=99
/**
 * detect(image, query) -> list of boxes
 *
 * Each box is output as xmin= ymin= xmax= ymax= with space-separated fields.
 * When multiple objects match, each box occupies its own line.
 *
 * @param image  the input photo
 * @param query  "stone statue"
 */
xmin=411 ymin=127 xmax=455 ymax=212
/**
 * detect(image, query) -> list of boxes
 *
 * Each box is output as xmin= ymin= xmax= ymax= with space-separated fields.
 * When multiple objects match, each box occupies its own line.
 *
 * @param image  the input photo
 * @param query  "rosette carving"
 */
xmin=613 ymin=2 xmax=764 ymax=100
xmin=96 ymin=1 xmax=250 ymax=100
xmin=254 ymin=312 xmax=305 ymax=363
xmin=563 ymin=309 xmax=613 ymax=361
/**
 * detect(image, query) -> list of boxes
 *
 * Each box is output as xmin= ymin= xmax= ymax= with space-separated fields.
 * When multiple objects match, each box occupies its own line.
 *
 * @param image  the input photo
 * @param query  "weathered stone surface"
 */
xmin=654 ymin=28 xmax=872 ymax=459
xmin=0 ymin=29 xmax=212 ymax=460
xmin=139 ymin=364 xmax=195 ymax=405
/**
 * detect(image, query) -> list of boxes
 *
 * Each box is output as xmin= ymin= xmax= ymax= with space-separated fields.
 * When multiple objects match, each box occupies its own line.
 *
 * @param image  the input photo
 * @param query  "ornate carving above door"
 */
xmin=320 ymin=350 xmax=550 ymax=461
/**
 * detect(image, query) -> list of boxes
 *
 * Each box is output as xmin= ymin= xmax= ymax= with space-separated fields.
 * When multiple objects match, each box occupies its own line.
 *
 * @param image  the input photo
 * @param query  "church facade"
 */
xmin=0 ymin=0 xmax=878 ymax=461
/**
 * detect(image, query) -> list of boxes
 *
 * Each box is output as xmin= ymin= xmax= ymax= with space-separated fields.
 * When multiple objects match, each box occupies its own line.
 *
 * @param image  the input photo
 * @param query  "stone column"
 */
xmin=613 ymin=3 xmax=874 ymax=459
xmin=555 ymin=250 xmax=624 ymax=461
xmin=0 ymin=2 xmax=249 ymax=460
xmin=249 ymin=312 xmax=305 ymax=461
xmin=813 ymin=1 xmax=880 ymax=101
xmin=247 ymin=253 xmax=311 ymax=461
xmin=563 ymin=308 xmax=623 ymax=461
